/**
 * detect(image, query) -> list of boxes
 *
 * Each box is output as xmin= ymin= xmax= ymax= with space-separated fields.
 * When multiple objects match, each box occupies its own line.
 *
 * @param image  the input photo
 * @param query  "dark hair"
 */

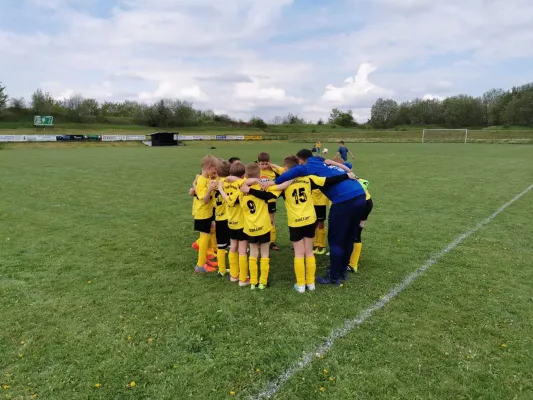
xmin=257 ymin=152 xmax=270 ymax=162
xmin=228 ymin=157 xmax=241 ymax=164
xmin=296 ymin=149 xmax=313 ymax=161
xmin=339 ymin=141 xmax=345 ymax=145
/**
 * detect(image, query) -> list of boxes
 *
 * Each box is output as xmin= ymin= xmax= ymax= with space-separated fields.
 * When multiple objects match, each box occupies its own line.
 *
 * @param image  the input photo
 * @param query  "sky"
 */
xmin=1 ymin=0 xmax=533 ymax=122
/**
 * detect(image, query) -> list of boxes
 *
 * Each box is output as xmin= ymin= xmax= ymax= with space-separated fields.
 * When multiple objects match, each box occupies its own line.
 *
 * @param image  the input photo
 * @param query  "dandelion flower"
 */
xmin=229 ymin=391 xmax=236 ymax=396
xmin=148 ymin=338 xmax=153 ymax=343
xmin=255 ymin=369 xmax=261 ymax=373
xmin=329 ymin=377 xmax=335 ymax=381
xmin=20 ymin=340 xmax=25 ymax=345
xmin=2 ymin=385 xmax=9 ymax=390
xmin=319 ymin=387 xmax=326 ymax=392
xmin=127 ymin=336 xmax=132 ymax=341
xmin=323 ymin=369 xmax=328 ymax=375
xmin=94 ymin=384 xmax=101 ymax=389
xmin=88 ymin=280 xmax=92 ymax=284
xmin=501 ymin=343 xmax=507 ymax=348
xmin=128 ymin=381 xmax=136 ymax=388
xmin=31 ymin=394 xmax=38 ymax=399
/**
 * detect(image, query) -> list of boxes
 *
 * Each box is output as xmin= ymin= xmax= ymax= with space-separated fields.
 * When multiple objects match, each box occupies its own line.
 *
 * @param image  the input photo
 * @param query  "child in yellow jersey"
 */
xmin=218 ymin=161 xmax=250 ymax=286
xmin=257 ymin=152 xmax=285 ymax=251
xmin=262 ymin=155 xmax=355 ymax=293
xmin=193 ymin=155 xmax=219 ymax=273
xmin=239 ymin=162 xmax=282 ymax=290
xmin=312 ymin=187 xmax=328 ymax=255
xmin=213 ymin=161 xmax=232 ymax=277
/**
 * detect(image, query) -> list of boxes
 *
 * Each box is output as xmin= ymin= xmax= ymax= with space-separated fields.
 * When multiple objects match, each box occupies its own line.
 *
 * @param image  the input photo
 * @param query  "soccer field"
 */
xmin=1 ymin=142 xmax=532 ymax=399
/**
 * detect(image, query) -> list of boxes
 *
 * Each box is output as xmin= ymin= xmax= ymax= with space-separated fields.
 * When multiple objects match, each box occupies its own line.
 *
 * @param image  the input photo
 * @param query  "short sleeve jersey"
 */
xmin=224 ymin=179 xmax=245 ymax=230
xmin=338 ymin=146 xmax=348 ymax=160
xmin=194 ymin=175 xmax=215 ymax=220
xmin=240 ymin=184 xmax=281 ymax=236
xmin=284 ymin=175 xmax=327 ymax=227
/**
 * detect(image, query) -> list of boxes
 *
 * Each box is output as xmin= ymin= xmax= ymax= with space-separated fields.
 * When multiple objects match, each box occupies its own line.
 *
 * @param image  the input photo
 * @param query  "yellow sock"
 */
xmin=229 ymin=251 xmax=239 ymax=279
xmin=318 ymin=228 xmax=326 ymax=248
xmin=294 ymin=258 xmax=305 ymax=287
xmin=313 ymin=227 xmax=319 ymax=248
xmin=249 ymin=257 xmax=258 ymax=285
xmin=197 ymin=233 xmax=210 ymax=267
xmin=271 ymin=226 xmax=277 ymax=243
xmin=217 ymin=249 xmax=227 ymax=274
xmin=350 ymin=242 xmax=363 ymax=271
xmin=259 ymin=258 xmax=270 ymax=286
xmin=210 ymin=228 xmax=217 ymax=251
xmin=305 ymin=256 xmax=316 ymax=285
xmin=239 ymin=255 xmax=248 ymax=282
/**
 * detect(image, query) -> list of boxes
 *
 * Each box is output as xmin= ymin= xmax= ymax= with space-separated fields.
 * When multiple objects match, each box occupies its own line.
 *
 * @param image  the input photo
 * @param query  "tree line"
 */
xmin=1 ymin=82 xmax=532 ymax=128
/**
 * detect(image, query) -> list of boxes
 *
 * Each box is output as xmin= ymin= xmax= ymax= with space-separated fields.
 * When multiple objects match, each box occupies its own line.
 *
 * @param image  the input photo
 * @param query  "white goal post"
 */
xmin=422 ymin=129 xmax=468 ymax=143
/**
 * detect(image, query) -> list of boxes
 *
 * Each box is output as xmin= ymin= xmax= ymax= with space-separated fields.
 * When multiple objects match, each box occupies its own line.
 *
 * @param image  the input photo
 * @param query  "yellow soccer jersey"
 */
xmin=311 ymin=188 xmax=329 ymax=206
xmin=224 ymin=179 xmax=245 ymax=230
xmin=194 ymin=175 xmax=215 ymax=220
xmin=259 ymin=167 xmax=285 ymax=203
xmin=214 ymin=177 xmax=228 ymax=221
xmin=283 ymin=175 xmax=327 ymax=227
xmin=240 ymin=184 xmax=281 ymax=236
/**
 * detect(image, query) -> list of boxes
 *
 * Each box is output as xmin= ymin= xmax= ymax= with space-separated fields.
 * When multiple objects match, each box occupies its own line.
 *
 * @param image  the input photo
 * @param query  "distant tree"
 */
xmin=443 ymin=95 xmax=484 ymax=127
xmin=481 ymin=88 xmax=506 ymax=126
xmin=370 ymin=98 xmax=399 ymax=128
xmin=9 ymin=97 xmax=26 ymax=111
xmin=250 ymin=116 xmax=267 ymax=129
xmin=281 ymin=113 xmax=305 ymax=124
xmin=328 ymin=108 xmax=355 ymax=127
xmin=317 ymin=118 xmax=324 ymax=125
xmin=31 ymin=89 xmax=54 ymax=114
xmin=0 ymin=82 xmax=8 ymax=109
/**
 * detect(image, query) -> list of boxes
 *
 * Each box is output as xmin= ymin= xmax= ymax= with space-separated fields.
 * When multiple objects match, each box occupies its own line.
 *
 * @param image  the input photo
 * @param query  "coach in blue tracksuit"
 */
xmin=266 ymin=149 xmax=366 ymax=285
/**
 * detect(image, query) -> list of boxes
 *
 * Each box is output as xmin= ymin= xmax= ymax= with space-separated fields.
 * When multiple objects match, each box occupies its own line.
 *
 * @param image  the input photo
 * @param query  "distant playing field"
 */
xmin=1 ymin=143 xmax=532 ymax=399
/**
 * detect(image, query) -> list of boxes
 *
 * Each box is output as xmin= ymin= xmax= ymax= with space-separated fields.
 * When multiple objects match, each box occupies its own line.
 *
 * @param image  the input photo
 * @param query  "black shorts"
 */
xmin=362 ymin=198 xmax=373 ymax=221
xmin=289 ymin=223 xmax=316 ymax=242
xmin=268 ymin=202 xmax=276 ymax=214
xmin=247 ymin=231 xmax=271 ymax=244
xmin=314 ymin=205 xmax=327 ymax=221
xmin=215 ymin=220 xmax=230 ymax=247
xmin=194 ymin=217 xmax=213 ymax=234
xmin=229 ymin=228 xmax=248 ymax=241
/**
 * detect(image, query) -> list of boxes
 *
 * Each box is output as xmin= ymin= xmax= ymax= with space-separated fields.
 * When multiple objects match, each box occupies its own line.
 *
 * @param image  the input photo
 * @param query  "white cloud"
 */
xmin=1 ymin=0 xmax=533 ymax=122
xmin=234 ymin=79 xmax=303 ymax=104
xmin=422 ymin=94 xmax=445 ymax=100
xmin=321 ymin=63 xmax=392 ymax=105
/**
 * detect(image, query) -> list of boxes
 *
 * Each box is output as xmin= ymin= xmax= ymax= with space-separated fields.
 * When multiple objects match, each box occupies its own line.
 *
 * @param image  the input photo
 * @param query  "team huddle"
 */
xmin=189 ymin=148 xmax=373 ymax=292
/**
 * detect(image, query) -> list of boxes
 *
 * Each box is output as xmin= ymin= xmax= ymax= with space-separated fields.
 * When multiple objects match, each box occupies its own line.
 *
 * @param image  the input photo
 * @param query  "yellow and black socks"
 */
xmin=210 ymin=227 xmax=217 ymax=252
xmin=217 ymin=249 xmax=227 ymax=275
xmin=197 ymin=233 xmax=210 ymax=267
xmin=239 ymin=254 xmax=249 ymax=283
xmin=229 ymin=251 xmax=239 ymax=279
xmin=313 ymin=227 xmax=319 ymax=248
xmin=259 ymin=258 xmax=270 ymax=286
xmin=305 ymin=256 xmax=316 ymax=285
xmin=317 ymin=228 xmax=327 ymax=248
xmin=249 ymin=257 xmax=258 ymax=285
xmin=349 ymin=243 xmax=363 ymax=271
xmin=294 ymin=257 xmax=306 ymax=287
xmin=271 ymin=226 xmax=277 ymax=244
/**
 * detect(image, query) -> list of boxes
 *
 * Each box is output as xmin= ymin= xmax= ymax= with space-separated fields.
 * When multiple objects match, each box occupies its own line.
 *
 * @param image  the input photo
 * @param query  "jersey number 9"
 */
xmin=291 ymin=188 xmax=307 ymax=204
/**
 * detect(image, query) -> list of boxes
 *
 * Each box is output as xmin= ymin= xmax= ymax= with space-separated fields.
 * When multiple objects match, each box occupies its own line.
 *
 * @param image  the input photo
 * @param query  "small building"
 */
xmin=150 ymin=132 xmax=178 ymax=146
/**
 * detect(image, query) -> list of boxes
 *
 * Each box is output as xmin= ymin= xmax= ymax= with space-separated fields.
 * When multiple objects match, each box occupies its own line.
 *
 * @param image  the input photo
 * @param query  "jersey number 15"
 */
xmin=291 ymin=188 xmax=307 ymax=204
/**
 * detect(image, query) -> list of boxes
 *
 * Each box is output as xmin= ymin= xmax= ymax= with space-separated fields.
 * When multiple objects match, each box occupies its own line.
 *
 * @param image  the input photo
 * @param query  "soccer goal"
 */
xmin=422 ymin=129 xmax=468 ymax=143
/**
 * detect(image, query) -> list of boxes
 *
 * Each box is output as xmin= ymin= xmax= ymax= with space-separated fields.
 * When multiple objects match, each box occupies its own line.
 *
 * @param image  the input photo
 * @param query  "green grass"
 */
xmin=1 ymin=143 xmax=532 ymax=399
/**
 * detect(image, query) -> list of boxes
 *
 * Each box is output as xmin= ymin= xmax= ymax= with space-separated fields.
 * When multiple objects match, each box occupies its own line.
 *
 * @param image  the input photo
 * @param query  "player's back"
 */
xmin=194 ymin=175 xmax=215 ymax=219
xmin=214 ymin=177 xmax=228 ymax=221
xmin=283 ymin=177 xmax=317 ymax=227
xmin=224 ymin=179 xmax=245 ymax=230
xmin=240 ymin=184 xmax=272 ymax=236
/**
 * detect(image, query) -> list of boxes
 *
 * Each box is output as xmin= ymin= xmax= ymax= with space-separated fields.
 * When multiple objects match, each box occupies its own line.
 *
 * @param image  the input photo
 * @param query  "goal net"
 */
xmin=422 ymin=129 xmax=468 ymax=143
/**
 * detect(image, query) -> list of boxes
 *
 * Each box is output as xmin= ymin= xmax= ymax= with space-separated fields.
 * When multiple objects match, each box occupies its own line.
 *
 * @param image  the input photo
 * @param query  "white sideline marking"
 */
xmin=251 ymin=183 xmax=533 ymax=400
